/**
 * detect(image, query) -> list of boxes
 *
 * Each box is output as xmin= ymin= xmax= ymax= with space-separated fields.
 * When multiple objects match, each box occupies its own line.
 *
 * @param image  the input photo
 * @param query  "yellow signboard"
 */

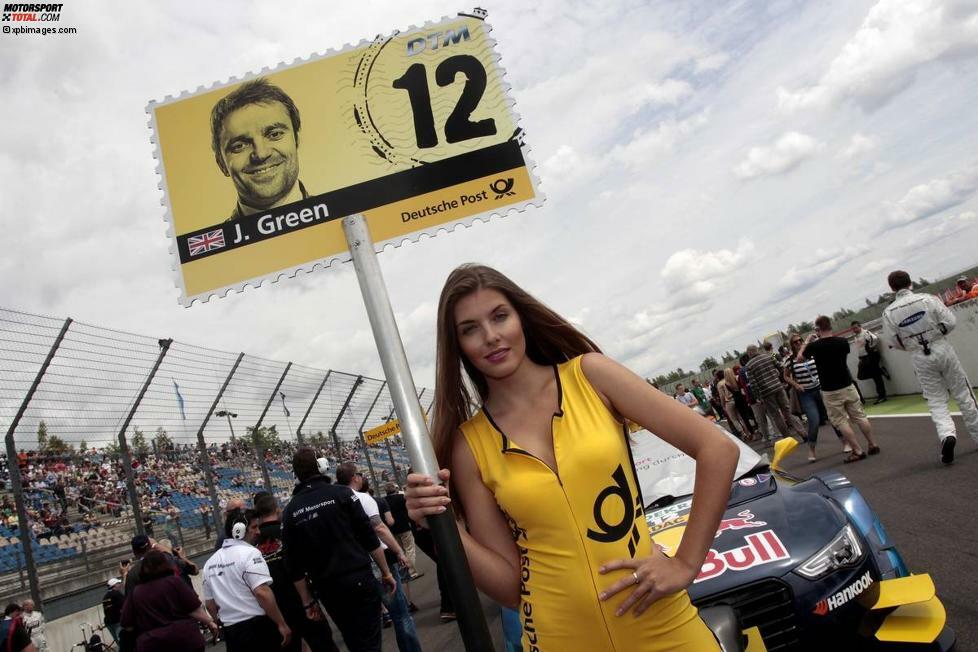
xmin=148 ymin=9 xmax=542 ymax=306
xmin=365 ymin=419 xmax=401 ymax=446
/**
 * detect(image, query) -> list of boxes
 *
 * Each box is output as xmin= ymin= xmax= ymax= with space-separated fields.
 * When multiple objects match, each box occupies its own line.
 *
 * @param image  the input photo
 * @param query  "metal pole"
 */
xmin=196 ymin=353 xmax=244 ymax=536
xmin=329 ymin=375 xmax=363 ymax=459
xmin=117 ymin=338 xmax=173 ymax=537
xmin=226 ymin=412 xmax=237 ymax=443
xmin=296 ymin=370 xmax=332 ymax=446
xmin=343 ymin=214 xmax=492 ymax=650
xmin=254 ymin=362 xmax=291 ymax=493
xmin=4 ymin=317 xmax=71 ymax=608
xmin=356 ymin=381 xmax=387 ymax=491
xmin=426 ymin=397 xmax=435 ymax=418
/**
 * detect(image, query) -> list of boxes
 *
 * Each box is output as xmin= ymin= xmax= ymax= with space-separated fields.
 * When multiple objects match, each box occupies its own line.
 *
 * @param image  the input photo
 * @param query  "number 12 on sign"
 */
xmin=393 ymin=54 xmax=497 ymax=148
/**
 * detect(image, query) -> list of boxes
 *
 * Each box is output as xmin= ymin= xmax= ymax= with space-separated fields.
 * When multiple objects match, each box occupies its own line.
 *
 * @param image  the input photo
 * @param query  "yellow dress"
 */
xmin=459 ymin=356 xmax=718 ymax=651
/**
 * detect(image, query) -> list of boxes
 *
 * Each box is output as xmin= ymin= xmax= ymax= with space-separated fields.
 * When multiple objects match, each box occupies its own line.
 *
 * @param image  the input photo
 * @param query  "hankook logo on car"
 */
xmin=813 ymin=571 xmax=874 ymax=615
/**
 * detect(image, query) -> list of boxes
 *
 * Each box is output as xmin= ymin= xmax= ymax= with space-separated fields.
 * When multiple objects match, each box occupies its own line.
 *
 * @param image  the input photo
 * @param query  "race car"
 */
xmin=633 ymin=430 xmax=955 ymax=651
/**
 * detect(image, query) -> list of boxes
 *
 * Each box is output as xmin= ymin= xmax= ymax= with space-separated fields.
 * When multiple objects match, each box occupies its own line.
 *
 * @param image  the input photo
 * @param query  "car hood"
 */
xmin=646 ymin=473 xmax=850 ymax=598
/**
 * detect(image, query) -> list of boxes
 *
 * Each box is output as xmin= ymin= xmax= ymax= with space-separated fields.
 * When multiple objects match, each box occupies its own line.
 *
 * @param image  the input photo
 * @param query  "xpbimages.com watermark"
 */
xmin=2 ymin=3 xmax=78 ymax=36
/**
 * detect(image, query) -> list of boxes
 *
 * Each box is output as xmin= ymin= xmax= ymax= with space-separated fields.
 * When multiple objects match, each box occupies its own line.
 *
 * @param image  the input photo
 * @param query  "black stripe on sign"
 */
xmin=177 ymin=140 xmax=526 ymax=264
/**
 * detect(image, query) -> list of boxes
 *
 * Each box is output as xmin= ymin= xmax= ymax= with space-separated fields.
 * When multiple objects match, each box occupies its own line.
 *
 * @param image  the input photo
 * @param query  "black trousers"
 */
xmin=319 ymin=568 xmax=382 ymax=652
xmin=412 ymin=525 xmax=454 ymax=613
xmin=224 ymin=615 xmax=282 ymax=652
xmin=281 ymin=605 xmax=339 ymax=652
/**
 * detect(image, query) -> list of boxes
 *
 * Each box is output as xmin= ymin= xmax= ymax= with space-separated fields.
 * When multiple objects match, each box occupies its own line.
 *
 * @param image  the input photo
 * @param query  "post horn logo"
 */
xmin=490 ymin=178 xmax=515 ymax=199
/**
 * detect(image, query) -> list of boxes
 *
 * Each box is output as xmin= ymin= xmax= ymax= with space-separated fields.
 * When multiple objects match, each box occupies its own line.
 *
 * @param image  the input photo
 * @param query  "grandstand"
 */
xmin=0 ymin=307 xmax=431 ymax=612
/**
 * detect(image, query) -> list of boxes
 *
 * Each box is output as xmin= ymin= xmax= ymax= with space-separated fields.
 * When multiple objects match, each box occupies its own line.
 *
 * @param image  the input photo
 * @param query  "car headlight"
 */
xmin=795 ymin=524 xmax=864 ymax=579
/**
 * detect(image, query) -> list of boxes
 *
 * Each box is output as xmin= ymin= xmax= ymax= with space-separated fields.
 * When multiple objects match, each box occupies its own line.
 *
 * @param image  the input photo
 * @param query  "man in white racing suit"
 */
xmin=882 ymin=270 xmax=978 ymax=464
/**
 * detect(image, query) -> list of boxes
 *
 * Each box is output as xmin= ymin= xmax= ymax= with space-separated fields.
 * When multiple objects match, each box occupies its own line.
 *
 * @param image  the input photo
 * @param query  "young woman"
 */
xmin=406 ymin=265 xmax=739 ymax=651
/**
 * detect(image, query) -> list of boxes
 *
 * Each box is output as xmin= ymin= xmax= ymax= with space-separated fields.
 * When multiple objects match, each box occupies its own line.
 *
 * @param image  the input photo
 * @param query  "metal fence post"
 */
xmin=296 ymin=370 xmax=331 ymax=446
xmin=380 ymin=406 xmax=401 ymax=485
xmin=195 ymin=353 xmax=244 ymax=537
xmin=117 ymin=338 xmax=174 ymax=537
xmin=356 ymin=381 xmax=387 ymax=491
xmin=329 ymin=375 xmax=363 ymax=458
xmin=253 ymin=362 xmax=292 ymax=492
xmin=3 ymin=317 xmax=71 ymax=609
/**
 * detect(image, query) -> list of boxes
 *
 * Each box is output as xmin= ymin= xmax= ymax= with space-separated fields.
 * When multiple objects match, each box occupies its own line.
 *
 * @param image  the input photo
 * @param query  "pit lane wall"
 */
xmin=852 ymin=298 xmax=978 ymax=399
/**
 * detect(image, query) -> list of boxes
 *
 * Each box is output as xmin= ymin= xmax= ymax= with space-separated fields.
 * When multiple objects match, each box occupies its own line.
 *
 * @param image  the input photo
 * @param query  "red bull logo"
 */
xmin=715 ymin=509 xmax=766 ymax=538
xmin=695 ymin=530 xmax=789 ymax=583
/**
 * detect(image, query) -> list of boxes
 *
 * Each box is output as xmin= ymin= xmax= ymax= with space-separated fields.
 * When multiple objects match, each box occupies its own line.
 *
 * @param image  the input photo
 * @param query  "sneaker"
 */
xmin=874 ymin=397 xmax=888 ymax=405
xmin=383 ymin=614 xmax=393 ymax=629
xmin=440 ymin=612 xmax=456 ymax=623
xmin=941 ymin=436 xmax=956 ymax=465
xmin=807 ymin=454 xmax=817 ymax=463
xmin=409 ymin=571 xmax=425 ymax=581
xmin=843 ymin=444 xmax=852 ymax=453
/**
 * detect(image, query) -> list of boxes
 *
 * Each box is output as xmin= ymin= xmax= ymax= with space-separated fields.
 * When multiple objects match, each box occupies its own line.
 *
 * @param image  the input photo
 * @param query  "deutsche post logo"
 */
xmin=490 ymin=177 xmax=515 ymax=199
xmin=586 ymin=464 xmax=644 ymax=557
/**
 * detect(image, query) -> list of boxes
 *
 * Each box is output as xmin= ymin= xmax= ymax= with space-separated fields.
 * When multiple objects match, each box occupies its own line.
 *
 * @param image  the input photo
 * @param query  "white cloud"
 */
xmin=694 ymin=52 xmax=730 ymax=74
xmin=611 ymin=109 xmax=710 ymax=172
xmin=859 ymin=258 xmax=897 ymax=275
xmin=778 ymin=0 xmax=978 ymax=111
xmin=883 ymin=163 xmax=978 ymax=228
xmin=660 ymin=239 xmax=755 ymax=305
xmin=733 ymin=131 xmax=823 ymax=180
xmin=626 ymin=79 xmax=694 ymax=113
xmin=839 ymin=133 xmax=877 ymax=159
xmin=913 ymin=210 xmax=978 ymax=245
xmin=775 ymin=244 xmax=871 ymax=297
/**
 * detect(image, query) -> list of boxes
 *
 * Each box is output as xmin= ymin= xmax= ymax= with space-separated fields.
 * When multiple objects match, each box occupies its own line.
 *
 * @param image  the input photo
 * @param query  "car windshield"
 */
xmin=630 ymin=426 xmax=764 ymax=508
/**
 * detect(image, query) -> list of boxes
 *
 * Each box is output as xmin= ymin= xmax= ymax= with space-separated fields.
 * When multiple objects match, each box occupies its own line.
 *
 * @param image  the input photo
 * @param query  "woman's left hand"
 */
xmin=598 ymin=545 xmax=699 ymax=617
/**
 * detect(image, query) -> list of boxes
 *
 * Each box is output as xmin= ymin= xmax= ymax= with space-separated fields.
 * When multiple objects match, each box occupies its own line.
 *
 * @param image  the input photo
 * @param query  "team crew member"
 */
xmin=203 ymin=509 xmax=291 ymax=651
xmin=252 ymin=493 xmax=339 ymax=652
xmin=851 ymin=321 xmax=888 ymax=404
xmin=407 ymin=264 xmax=738 ymax=651
xmin=336 ymin=464 xmax=422 ymax=652
xmin=282 ymin=448 xmax=396 ymax=652
xmin=882 ymin=270 xmax=978 ymax=464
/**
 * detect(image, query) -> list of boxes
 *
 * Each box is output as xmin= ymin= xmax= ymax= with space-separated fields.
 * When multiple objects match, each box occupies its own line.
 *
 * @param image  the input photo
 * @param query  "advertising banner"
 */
xmin=365 ymin=419 xmax=401 ymax=446
xmin=149 ymin=9 xmax=542 ymax=306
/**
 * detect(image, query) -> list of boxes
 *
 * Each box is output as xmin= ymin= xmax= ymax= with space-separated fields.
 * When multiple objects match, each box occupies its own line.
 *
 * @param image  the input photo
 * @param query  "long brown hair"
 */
xmin=432 ymin=264 xmax=601 ymax=469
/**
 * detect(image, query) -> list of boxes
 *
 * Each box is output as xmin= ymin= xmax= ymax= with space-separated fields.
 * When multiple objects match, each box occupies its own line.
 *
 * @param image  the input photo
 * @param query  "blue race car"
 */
xmin=635 ymin=431 xmax=955 ymax=651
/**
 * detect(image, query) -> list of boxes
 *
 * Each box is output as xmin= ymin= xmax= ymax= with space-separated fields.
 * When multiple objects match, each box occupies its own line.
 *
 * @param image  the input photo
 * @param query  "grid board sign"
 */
xmin=149 ymin=9 xmax=542 ymax=306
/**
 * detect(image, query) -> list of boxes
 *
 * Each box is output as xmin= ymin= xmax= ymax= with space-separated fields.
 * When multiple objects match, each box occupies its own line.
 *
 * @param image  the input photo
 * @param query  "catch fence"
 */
xmin=0 ymin=307 xmax=432 ymax=610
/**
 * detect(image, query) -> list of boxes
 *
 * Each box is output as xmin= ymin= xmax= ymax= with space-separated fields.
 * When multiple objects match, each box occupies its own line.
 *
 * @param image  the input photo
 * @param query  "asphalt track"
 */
xmin=213 ymin=414 xmax=975 ymax=652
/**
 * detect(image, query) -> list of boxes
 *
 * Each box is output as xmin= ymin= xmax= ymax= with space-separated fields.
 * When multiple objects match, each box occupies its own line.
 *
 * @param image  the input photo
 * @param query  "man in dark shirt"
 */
xmin=252 ymin=492 xmax=338 ymax=652
xmin=0 ymin=604 xmax=34 ymax=652
xmin=102 ymin=578 xmax=125 ymax=646
xmin=282 ymin=448 xmax=396 ymax=652
xmin=798 ymin=316 xmax=880 ymax=462
xmin=384 ymin=484 xmax=421 ymax=581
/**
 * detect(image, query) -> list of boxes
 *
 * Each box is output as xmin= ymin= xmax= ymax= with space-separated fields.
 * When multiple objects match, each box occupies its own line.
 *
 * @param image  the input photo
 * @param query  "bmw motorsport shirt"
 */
xmin=202 ymin=538 xmax=272 ymax=626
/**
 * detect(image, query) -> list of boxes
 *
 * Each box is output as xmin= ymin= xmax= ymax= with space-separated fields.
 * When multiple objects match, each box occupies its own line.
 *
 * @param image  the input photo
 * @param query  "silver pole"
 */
xmin=342 ymin=214 xmax=492 ymax=650
xmin=342 ymin=216 xmax=438 ymax=478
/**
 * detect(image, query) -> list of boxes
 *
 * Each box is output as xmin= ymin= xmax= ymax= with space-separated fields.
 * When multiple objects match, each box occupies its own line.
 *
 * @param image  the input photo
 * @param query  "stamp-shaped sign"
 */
xmin=148 ymin=9 xmax=543 ymax=306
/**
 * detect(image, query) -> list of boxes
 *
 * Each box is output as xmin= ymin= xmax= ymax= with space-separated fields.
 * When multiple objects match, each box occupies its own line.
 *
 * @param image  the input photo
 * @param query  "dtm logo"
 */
xmin=715 ymin=509 xmax=766 ymax=538
xmin=813 ymin=571 xmax=874 ymax=615
xmin=695 ymin=530 xmax=789 ymax=583
xmin=897 ymin=311 xmax=926 ymax=327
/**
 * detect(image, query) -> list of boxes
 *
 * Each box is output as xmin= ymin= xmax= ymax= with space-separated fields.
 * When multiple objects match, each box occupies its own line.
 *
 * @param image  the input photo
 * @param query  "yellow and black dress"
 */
xmin=459 ymin=356 xmax=717 ymax=651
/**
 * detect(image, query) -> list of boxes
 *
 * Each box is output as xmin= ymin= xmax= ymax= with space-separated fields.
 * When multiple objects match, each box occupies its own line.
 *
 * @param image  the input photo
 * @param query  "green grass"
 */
xmin=863 ymin=389 xmax=978 ymax=416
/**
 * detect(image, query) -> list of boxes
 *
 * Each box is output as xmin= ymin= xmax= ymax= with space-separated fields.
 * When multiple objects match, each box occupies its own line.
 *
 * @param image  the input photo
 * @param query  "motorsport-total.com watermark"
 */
xmin=2 ymin=3 xmax=77 ymax=36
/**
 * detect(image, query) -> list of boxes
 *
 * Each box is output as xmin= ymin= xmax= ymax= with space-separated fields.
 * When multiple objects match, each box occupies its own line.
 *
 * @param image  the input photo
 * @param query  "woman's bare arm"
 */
xmin=406 ymin=436 xmax=521 ymax=608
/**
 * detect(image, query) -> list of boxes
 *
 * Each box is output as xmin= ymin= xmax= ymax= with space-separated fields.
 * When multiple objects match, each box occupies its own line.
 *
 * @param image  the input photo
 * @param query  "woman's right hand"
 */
xmin=405 ymin=468 xmax=452 ymax=528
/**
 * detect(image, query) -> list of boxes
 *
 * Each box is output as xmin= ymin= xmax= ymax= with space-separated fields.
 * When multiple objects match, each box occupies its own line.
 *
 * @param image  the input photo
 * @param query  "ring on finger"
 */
xmin=632 ymin=571 xmax=640 ymax=585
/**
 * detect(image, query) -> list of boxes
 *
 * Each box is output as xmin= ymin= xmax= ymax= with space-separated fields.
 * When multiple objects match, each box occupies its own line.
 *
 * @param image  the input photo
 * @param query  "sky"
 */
xmin=2 ymin=0 xmax=978 ymax=390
